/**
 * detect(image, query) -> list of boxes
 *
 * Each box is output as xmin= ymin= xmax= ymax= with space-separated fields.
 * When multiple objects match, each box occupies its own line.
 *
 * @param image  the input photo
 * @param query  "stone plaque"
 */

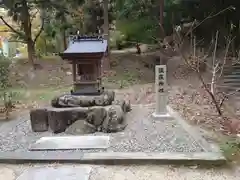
xmin=17 ymin=166 xmax=92 ymax=180
xmin=155 ymin=65 xmax=168 ymax=115
xmin=158 ymin=88 xmax=164 ymax=93
xmin=158 ymin=81 xmax=164 ymax=86
xmin=158 ymin=67 xmax=164 ymax=73
xmin=155 ymin=65 xmax=166 ymax=94
xmin=29 ymin=136 xmax=110 ymax=151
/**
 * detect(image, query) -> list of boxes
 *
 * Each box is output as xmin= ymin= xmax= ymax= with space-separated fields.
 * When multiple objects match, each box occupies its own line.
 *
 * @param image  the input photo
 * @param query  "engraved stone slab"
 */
xmin=29 ymin=136 xmax=110 ymax=151
xmin=17 ymin=166 xmax=92 ymax=180
xmin=154 ymin=65 xmax=170 ymax=117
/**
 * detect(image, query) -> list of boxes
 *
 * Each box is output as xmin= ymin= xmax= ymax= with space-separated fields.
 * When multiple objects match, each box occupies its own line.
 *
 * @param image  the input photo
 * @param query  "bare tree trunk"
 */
xmin=159 ymin=0 xmax=165 ymax=38
xmin=210 ymin=31 xmax=219 ymax=95
xmin=26 ymin=38 xmax=35 ymax=67
xmin=63 ymin=30 xmax=67 ymax=50
xmin=0 ymin=0 xmax=44 ymax=69
xmin=159 ymin=0 xmax=164 ymax=25
xmin=85 ymin=0 xmax=98 ymax=33
xmin=44 ymin=38 xmax=47 ymax=55
xmin=103 ymin=0 xmax=110 ymax=70
xmin=22 ymin=0 xmax=35 ymax=68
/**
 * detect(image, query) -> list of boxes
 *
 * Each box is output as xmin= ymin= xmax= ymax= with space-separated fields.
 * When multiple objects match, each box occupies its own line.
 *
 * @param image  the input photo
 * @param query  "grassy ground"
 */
xmin=8 ymin=86 xmax=71 ymax=104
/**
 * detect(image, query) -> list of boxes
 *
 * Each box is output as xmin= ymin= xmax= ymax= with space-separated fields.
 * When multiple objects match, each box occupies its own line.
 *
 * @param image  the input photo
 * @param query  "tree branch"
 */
xmin=197 ymin=70 xmax=222 ymax=116
xmin=176 ymin=34 xmax=223 ymax=116
xmin=33 ymin=18 xmax=44 ymax=44
xmin=217 ymin=35 xmax=233 ymax=81
xmin=0 ymin=16 xmax=26 ymax=39
xmin=30 ymin=9 xmax=40 ymax=23
xmin=184 ymin=6 xmax=234 ymax=38
xmin=219 ymin=88 xmax=240 ymax=108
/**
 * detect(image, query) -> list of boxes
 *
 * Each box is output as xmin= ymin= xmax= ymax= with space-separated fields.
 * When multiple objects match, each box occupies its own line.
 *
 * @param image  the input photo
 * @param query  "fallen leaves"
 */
xmin=169 ymin=86 xmax=240 ymax=135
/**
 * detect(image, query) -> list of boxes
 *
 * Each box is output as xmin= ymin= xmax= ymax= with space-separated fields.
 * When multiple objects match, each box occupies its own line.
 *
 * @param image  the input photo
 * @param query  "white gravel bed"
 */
xmin=0 ymin=106 xmax=204 ymax=153
xmin=107 ymin=106 xmax=204 ymax=152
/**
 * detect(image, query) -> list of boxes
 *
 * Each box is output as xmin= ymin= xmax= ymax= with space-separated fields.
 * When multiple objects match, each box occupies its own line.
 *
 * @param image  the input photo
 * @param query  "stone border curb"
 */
xmin=81 ymin=152 xmax=226 ymax=165
xmin=0 ymin=104 xmax=226 ymax=166
xmin=0 ymin=152 xmax=226 ymax=165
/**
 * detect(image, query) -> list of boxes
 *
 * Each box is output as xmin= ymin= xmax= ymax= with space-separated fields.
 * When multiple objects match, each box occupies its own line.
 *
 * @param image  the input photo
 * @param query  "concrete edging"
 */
xmin=81 ymin=152 xmax=226 ymax=165
xmin=0 ymin=151 xmax=226 ymax=165
xmin=0 ymin=104 xmax=226 ymax=165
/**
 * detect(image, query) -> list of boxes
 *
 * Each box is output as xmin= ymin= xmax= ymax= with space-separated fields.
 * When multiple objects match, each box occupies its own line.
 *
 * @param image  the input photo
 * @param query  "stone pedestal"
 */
xmin=156 ymin=93 xmax=168 ymax=114
xmin=152 ymin=93 xmax=172 ymax=119
xmin=30 ymin=109 xmax=49 ymax=132
xmin=30 ymin=100 xmax=131 ymax=134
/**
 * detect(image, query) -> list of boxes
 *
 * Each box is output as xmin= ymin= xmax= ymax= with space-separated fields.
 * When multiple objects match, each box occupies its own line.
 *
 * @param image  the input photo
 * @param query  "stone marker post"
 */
xmin=152 ymin=65 xmax=172 ymax=119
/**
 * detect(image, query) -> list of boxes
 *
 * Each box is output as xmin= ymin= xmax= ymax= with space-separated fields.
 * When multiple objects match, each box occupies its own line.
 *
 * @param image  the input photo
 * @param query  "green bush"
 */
xmin=0 ymin=55 xmax=11 ymax=91
xmin=0 ymin=55 xmax=14 ymax=119
xmin=116 ymin=18 xmax=159 ymax=44
xmin=110 ymin=30 xmax=129 ymax=49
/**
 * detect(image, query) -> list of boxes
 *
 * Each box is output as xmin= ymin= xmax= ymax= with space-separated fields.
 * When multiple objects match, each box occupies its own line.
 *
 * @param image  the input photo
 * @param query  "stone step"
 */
xmin=224 ymin=75 xmax=240 ymax=79
xmin=221 ymin=85 xmax=240 ymax=91
xmin=218 ymin=84 xmax=237 ymax=87
xmin=224 ymin=65 xmax=240 ymax=69
xmin=219 ymin=87 xmax=240 ymax=91
xmin=224 ymin=66 xmax=240 ymax=69
xmin=29 ymin=136 xmax=110 ymax=151
xmin=221 ymin=85 xmax=240 ymax=89
xmin=224 ymin=71 xmax=240 ymax=75
xmin=217 ymin=85 xmax=240 ymax=90
xmin=222 ymin=79 xmax=240 ymax=83
xmin=223 ymin=80 xmax=240 ymax=84
xmin=224 ymin=77 xmax=240 ymax=81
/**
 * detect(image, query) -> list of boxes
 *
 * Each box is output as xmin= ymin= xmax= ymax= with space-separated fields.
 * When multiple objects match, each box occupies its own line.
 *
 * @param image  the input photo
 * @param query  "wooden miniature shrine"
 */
xmin=59 ymin=35 xmax=107 ymax=95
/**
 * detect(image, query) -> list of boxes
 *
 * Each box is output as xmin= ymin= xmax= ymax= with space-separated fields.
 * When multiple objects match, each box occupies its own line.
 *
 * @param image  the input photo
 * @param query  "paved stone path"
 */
xmin=29 ymin=136 xmax=110 ymax=151
xmin=17 ymin=166 xmax=92 ymax=180
xmin=1 ymin=164 xmax=240 ymax=180
xmin=0 ymin=168 xmax=16 ymax=180
xmin=90 ymin=165 xmax=240 ymax=180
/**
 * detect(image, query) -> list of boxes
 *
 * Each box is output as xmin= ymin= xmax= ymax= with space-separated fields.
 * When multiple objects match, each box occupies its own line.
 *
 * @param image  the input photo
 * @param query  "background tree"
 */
xmin=103 ymin=0 xmax=110 ymax=70
xmin=0 ymin=0 xmax=84 ymax=67
xmin=0 ymin=0 xmax=50 ymax=67
xmin=83 ymin=0 xmax=114 ymax=34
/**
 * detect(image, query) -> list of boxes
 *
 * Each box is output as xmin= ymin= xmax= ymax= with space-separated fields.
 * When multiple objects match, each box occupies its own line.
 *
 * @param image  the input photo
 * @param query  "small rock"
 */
xmin=25 ymin=91 xmax=31 ymax=98
xmin=27 ymin=70 xmax=35 ymax=80
xmin=188 ymin=165 xmax=198 ymax=169
xmin=66 ymin=71 xmax=72 ymax=75
xmin=110 ymin=60 xmax=118 ymax=67
xmin=65 ymin=120 xmax=95 ymax=135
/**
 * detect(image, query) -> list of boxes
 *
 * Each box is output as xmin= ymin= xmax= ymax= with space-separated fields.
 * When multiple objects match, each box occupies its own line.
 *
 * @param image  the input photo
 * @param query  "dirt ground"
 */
xmin=9 ymin=54 xmax=154 ymax=90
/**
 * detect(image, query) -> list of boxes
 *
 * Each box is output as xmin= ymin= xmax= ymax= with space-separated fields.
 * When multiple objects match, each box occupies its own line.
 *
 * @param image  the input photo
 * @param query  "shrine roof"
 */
xmin=63 ymin=35 xmax=107 ymax=54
